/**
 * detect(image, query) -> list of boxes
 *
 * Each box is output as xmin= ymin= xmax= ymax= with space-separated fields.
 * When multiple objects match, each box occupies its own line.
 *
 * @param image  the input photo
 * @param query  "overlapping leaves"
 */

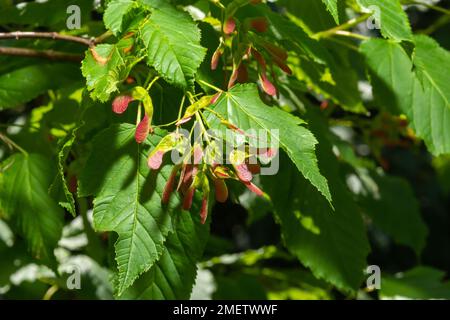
xmin=79 ymin=124 xmax=183 ymax=296
xmin=206 ymin=84 xmax=332 ymax=205
xmin=0 ymin=154 xmax=64 ymax=263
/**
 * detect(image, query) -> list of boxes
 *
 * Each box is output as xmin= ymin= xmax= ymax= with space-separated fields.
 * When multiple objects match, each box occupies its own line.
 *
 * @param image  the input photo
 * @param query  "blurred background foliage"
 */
xmin=0 ymin=0 xmax=449 ymax=300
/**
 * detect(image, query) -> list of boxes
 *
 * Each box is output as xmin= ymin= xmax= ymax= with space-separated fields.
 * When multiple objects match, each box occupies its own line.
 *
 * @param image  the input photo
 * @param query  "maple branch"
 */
xmin=0 ymin=31 xmax=95 ymax=46
xmin=0 ymin=46 xmax=82 ymax=62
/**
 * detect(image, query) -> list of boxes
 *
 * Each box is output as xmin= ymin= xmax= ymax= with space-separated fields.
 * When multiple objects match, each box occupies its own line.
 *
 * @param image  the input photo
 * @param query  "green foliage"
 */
xmin=138 ymin=0 xmax=207 ymax=90
xmin=357 ymin=0 xmax=413 ymax=41
xmin=411 ymin=35 xmax=450 ymax=155
xmin=0 ymin=154 xmax=64 ymax=263
xmin=360 ymin=39 xmax=413 ymax=114
xmin=381 ymin=267 xmax=450 ymax=299
xmin=82 ymin=43 xmax=135 ymax=102
xmin=104 ymin=0 xmax=137 ymax=35
xmin=206 ymin=84 xmax=332 ymax=205
xmin=121 ymin=206 xmax=210 ymax=299
xmin=0 ymin=0 xmax=449 ymax=301
xmin=79 ymin=125 xmax=181 ymax=296
xmin=322 ymin=0 xmax=340 ymax=24
xmin=261 ymin=110 xmax=370 ymax=294
xmin=354 ymin=170 xmax=428 ymax=255
xmin=0 ymin=64 xmax=81 ymax=110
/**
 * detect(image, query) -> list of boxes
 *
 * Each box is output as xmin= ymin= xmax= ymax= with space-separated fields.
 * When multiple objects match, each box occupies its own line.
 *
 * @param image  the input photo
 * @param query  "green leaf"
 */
xmin=104 ymin=0 xmax=136 ymax=35
xmin=138 ymin=0 xmax=206 ymax=90
xmin=121 ymin=203 xmax=210 ymax=299
xmin=261 ymin=109 xmax=370 ymax=293
xmin=0 ymin=154 xmax=64 ymax=262
xmin=0 ymin=64 xmax=81 ymax=110
xmin=411 ymin=35 xmax=450 ymax=155
xmin=360 ymin=38 xmax=414 ymax=114
xmin=0 ymin=0 xmax=94 ymax=28
xmin=49 ymin=126 xmax=80 ymax=217
xmin=299 ymin=57 xmax=366 ymax=114
xmin=357 ymin=0 xmax=412 ymax=41
xmin=354 ymin=170 xmax=428 ymax=255
xmin=361 ymin=36 xmax=450 ymax=155
xmin=81 ymin=43 xmax=133 ymax=102
xmin=322 ymin=0 xmax=339 ymax=24
xmin=205 ymin=84 xmax=332 ymax=205
xmin=260 ymin=7 xmax=332 ymax=65
xmin=279 ymin=0 xmax=336 ymax=32
xmin=78 ymin=124 xmax=180 ymax=296
xmin=260 ymin=9 xmax=364 ymax=113
xmin=381 ymin=267 xmax=450 ymax=299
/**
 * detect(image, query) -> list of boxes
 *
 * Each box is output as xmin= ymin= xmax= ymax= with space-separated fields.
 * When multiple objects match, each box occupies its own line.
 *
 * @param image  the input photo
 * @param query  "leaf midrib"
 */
xmin=118 ymin=142 xmax=141 ymax=294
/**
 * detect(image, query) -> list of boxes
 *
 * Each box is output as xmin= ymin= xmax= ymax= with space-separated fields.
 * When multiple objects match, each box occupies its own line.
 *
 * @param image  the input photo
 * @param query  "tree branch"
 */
xmin=0 ymin=31 xmax=95 ymax=46
xmin=0 ymin=46 xmax=82 ymax=62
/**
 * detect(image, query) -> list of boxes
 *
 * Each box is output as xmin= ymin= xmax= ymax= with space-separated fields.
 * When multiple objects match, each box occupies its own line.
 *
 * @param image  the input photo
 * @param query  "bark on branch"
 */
xmin=0 ymin=31 xmax=95 ymax=46
xmin=0 ymin=47 xmax=82 ymax=62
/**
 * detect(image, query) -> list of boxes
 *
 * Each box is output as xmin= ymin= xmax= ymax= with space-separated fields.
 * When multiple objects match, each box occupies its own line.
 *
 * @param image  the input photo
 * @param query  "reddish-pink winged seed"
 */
xmin=162 ymin=167 xmax=178 ymax=204
xmin=200 ymin=196 xmax=209 ymax=224
xmin=228 ymin=66 xmax=239 ymax=89
xmin=193 ymin=146 xmax=203 ymax=165
xmin=236 ymin=63 xmax=249 ymax=83
xmin=211 ymin=48 xmax=221 ymax=70
xmin=223 ymin=17 xmax=236 ymax=35
xmin=250 ymin=17 xmax=268 ymax=33
xmin=259 ymin=147 xmax=278 ymax=161
xmin=135 ymin=114 xmax=150 ymax=144
xmin=263 ymin=43 xmax=288 ymax=61
xmin=244 ymin=181 xmax=264 ymax=197
xmin=214 ymin=179 xmax=228 ymax=203
xmin=251 ymin=49 xmax=267 ymax=72
xmin=247 ymin=163 xmax=261 ymax=175
xmin=259 ymin=72 xmax=277 ymax=96
xmin=273 ymin=56 xmax=293 ymax=75
xmin=176 ymin=116 xmax=192 ymax=126
xmin=183 ymin=186 xmax=196 ymax=210
xmin=148 ymin=150 xmax=164 ymax=170
xmin=213 ymin=166 xmax=232 ymax=179
xmin=112 ymin=95 xmax=133 ymax=114
xmin=210 ymin=92 xmax=222 ymax=105
xmin=183 ymin=164 xmax=198 ymax=185
xmin=235 ymin=163 xmax=253 ymax=182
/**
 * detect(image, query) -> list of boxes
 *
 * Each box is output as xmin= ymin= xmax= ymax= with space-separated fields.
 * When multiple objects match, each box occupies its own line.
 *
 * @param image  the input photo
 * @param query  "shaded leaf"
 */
xmin=261 ymin=109 xmax=370 ymax=293
xmin=0 ymin=154 xmax=64 ymax=263
xmin=205 ymin=84 xmax=332 ymax=205
xmin=79 ymin=124 xmax=181 ymax=295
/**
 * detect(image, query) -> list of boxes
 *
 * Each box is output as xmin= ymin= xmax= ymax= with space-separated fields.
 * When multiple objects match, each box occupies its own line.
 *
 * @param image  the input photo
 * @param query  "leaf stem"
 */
xmin=146 ymin=76 xmax=160 ymax=91
xmin=0 ymin=133 xmax=28 ymax=156
xmin=197 ymin=79 xmax=223 ymax=92
xmin=209 ymin=0 xmax=225 ymax=10
xmin=334 ymin=30 xmax=370 ymax=40
xmin=313 ymin=13 xmax=372 ymax=39
xmin=204 ymin=106 xmax=226 ymax=122
xmin=177 ymin=95 xmax=187 ymax=122
xmin=195 ymin=112 xmax=211 ymax=143
xmin=153 ymin=119 xmax=179 ymax=129
xmin=94 ymin=30 xmax=114 ymax=44
xmin=42 ymin=284 xmax=59 ymax=300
